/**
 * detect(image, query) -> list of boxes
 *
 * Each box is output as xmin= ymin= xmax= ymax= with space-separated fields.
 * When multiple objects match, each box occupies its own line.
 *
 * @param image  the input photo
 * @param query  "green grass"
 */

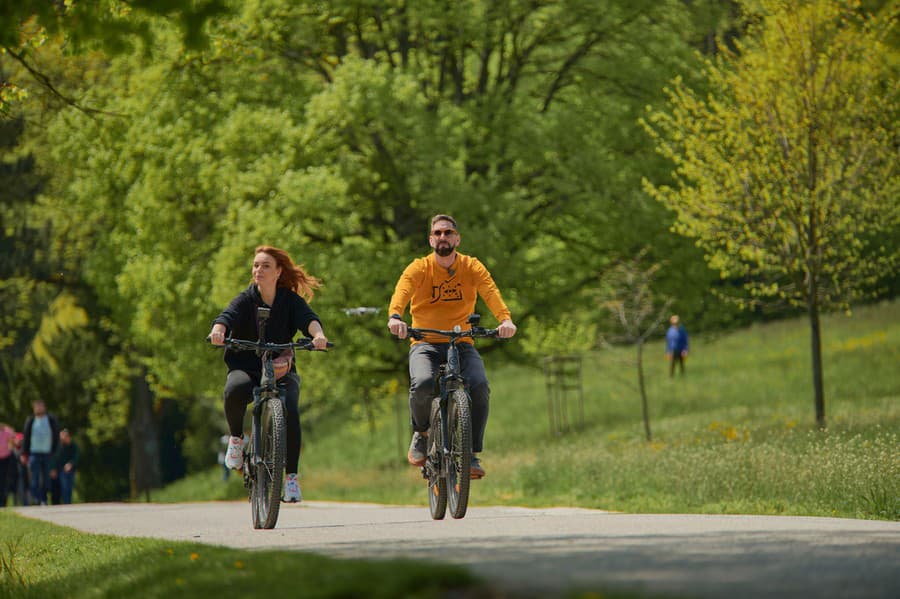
xmin=0 ymin=511 xmax=486 ymax=599
xmin=156 ymin=300 xmax=899 ymax=520
xmin=288 ymin=299 xmax=897 ymax=520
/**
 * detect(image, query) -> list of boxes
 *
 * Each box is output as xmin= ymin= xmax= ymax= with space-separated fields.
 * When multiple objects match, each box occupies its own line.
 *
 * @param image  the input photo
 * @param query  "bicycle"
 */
xmin=208 ymin=306 xmax=331 ymax=529
xmin=405 ymin=313 xmax=500 ymax=520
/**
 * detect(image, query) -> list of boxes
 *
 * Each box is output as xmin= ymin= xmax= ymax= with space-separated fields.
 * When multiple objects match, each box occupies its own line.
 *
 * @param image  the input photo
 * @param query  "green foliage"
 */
xmin=596 ymin=252 xmax=673 ymax=344
xmin=29 ymin=293 xmax=88 ymax=372
xmin=0 ymin=1 xmax=228 ymax=51
xmin=520 ymin=316 xmax=597 ymax=359
xmin=1 ymin=0 xmax=806 ymax=495
xmin=84 ymin=353 xmax=135 ymax=446
xmin=643 ymin=0 xmax=900 ymax=311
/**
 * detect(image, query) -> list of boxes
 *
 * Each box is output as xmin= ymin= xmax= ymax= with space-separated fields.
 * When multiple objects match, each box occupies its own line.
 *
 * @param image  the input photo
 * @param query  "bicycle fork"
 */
xmin=251 ymin=388 xmax=264 ymax=465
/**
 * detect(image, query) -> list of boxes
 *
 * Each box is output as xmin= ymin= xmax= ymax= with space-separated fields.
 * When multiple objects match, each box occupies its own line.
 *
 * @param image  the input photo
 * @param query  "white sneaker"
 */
xmin=225 ymin=436 xmax=244 ymax=470
xmin=283 ymin=473 xmax=302 ymax=503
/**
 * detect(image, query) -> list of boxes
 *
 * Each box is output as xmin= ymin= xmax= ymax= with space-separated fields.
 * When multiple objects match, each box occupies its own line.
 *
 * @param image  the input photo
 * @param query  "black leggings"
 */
xmin=0 ymin=456 xmax=11 ymax=507
xmin=224 ymin=370 xmax=302 ymax=475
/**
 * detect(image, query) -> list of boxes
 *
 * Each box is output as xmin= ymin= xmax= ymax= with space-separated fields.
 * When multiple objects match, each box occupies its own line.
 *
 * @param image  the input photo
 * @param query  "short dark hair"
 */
xmin=430 ymin=214 xmax=457 ymax=230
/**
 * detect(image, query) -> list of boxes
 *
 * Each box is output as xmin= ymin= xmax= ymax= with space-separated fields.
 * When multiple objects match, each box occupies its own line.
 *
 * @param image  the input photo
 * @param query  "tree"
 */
xmin=6 ymin=1 xmax=729 ymax=490
xmin=1 ymin=1 xmax=228 ymax=116
xmin=596 ymin=251 xmax=672 ymax=441
xmin=643 ymin=0 xmax=900 ymax=428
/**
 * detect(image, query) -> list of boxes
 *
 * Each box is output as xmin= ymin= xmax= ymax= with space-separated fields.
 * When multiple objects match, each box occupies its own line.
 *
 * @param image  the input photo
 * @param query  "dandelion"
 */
xmin=190 ymin=552 xmax=200 ymax=561
xmin=166 ymin=548 xmax=174 ymax=556
xmin=234 ymin=561 xmax=245 ymax=569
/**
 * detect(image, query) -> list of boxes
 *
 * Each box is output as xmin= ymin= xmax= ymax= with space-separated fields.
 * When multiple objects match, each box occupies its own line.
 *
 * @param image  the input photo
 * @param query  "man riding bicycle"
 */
xmin=387 ymin=214 xmax=517 ymax=479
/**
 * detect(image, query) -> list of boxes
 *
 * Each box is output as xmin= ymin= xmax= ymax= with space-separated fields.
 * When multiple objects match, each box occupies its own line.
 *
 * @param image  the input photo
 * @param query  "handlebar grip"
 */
xmin=295 ymin=338 xmax=335 ymax=350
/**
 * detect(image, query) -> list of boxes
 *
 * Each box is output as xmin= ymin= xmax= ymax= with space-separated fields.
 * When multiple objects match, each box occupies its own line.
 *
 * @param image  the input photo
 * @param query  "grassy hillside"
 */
xmin=157 ymin=300 xmax=899 ymax=520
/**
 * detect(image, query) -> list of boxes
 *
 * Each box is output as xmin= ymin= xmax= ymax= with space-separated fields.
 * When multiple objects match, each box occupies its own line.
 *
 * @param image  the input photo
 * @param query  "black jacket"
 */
xmin=52 ymin=440 xmax=80 ymax=470
xmin=213 ymin=284 xmax=321 ymax=374
xmin=22 ymin=413 xmax=60 ymax=456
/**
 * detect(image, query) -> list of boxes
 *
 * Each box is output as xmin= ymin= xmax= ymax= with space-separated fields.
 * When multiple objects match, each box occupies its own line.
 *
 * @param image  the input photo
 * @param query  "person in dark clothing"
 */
xmin=10 ymin=432 xmax=28 ymax=505
xmin=208 ymin=245 xmax=329 ymax=503
xmin=50 ymin=429 xmax=80 ymax=504
xmin=21 ymin=400 xmax=60 ymax=505
xmin=665 ymin=315 xmax=690 ymax=377
xmin=0 ymin=424 xmax=15 ymax=507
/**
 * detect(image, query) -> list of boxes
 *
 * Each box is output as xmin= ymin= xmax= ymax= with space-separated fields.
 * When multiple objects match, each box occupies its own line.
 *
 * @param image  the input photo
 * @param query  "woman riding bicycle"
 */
xmin=208 ymin=245 xmax=329 ymax=503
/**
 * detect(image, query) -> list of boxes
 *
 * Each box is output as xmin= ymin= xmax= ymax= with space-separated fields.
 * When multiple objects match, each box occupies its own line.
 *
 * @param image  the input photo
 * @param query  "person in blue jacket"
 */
xmin=665 ymin=315 xmax=689 ymax=377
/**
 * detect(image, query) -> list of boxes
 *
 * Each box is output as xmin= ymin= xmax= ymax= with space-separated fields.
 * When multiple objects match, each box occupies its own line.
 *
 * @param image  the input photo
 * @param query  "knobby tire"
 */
xmin=447 ymin=389 xmax=472 ymax=519
xmin=427 ymin=398 xmax=447 ymax=520
xmin=252 ymin=396 xmax=285 ymax=529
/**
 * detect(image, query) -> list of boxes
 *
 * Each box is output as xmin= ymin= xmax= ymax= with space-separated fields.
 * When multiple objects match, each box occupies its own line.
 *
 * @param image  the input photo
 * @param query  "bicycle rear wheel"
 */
xmin=427 ymin=398 xmax=447 ymax=520
xmin=447 ymin=389 xmax=472 ymax=519
xmin=251 ymin=397 xmax=285 ymax=529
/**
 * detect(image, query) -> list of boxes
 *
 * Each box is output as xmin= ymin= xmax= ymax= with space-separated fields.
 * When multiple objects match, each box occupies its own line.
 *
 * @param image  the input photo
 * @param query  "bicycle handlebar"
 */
xmin=207 ymin=337 xmax=334 ymax=352
xmin=406 ymin=326 xmax=500 ymax=342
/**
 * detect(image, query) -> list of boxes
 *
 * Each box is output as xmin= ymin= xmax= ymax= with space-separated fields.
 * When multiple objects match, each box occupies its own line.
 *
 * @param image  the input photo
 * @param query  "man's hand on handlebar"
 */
xmin=388 ymin=317 xmax=408 ymax=340
xmin=497 ymin=319 xmax=517 ymax=339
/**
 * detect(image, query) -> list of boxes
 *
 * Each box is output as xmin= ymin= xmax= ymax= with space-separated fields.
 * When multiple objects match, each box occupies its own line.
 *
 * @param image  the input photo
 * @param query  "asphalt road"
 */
xmin=15 ymin=501 xmax=900 ymax=598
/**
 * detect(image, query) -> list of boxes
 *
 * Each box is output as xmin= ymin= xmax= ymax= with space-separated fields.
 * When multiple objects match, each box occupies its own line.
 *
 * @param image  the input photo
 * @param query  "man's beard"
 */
xmin=435 ymin=244 xmax=454 ymax=257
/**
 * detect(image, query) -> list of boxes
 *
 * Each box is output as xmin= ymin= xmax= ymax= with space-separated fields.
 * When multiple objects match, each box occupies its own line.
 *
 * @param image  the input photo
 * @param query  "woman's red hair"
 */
xmin=254 ymin=246 xmax=321 ymax=301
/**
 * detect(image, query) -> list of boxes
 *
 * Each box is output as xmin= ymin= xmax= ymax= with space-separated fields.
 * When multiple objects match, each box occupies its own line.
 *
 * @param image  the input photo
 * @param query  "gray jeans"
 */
xmin=408 ymin=342 xmax=490 ymax=453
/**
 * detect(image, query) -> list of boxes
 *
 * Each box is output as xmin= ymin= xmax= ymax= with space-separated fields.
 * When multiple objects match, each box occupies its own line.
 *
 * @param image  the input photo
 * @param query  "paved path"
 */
xmin=15 ymin=501 xmax=900 ymax=598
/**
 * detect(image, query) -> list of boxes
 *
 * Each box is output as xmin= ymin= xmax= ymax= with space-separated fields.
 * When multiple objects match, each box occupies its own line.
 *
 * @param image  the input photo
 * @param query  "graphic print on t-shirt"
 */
xmin=430 ymin=279 xmax=463 ymax=304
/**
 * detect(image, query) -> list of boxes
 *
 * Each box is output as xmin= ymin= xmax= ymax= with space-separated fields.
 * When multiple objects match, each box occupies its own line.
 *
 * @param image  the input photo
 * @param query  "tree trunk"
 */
xmin=807 ymin=297 xmax=826 ymax=429
xmin=128 ymin=370 xmax=161 ymax=499
xmin=362 ymin=383 xmax=376 ymax=434
xmin=637 ymin=340 xmax=652 ymax=441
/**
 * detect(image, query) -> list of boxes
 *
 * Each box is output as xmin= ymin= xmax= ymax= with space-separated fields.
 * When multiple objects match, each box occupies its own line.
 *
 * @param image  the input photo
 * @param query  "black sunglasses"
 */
xmin=431 ymin=229 xmax=457 ymax=237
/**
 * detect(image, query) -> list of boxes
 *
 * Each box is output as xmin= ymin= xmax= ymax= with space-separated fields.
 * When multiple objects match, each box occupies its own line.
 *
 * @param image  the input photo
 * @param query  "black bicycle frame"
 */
xmin=408 ymin=315 xmax=499 ymax=459
xmin=437 ymin=340 xmax=466 ymax=457
xmin=251 ymin=306 xmax=281 ymax=468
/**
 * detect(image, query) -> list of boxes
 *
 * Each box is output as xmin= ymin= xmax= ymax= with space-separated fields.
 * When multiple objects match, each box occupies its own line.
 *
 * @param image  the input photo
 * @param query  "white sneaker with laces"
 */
xmin=224 ymin=436 xmax=244 ymax=470
xmin=283 ymin=473 xmax=302 ymax=503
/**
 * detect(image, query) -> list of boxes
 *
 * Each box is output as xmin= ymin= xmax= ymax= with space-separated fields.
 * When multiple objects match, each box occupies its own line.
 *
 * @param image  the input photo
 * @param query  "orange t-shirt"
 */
xmin=388 ymin=252 xmax=512 ymax=345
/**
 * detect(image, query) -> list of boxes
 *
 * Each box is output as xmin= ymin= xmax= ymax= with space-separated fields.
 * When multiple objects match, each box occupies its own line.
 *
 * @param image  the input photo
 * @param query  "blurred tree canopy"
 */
xmin=1 ymin=0 xmax=895 ymax=495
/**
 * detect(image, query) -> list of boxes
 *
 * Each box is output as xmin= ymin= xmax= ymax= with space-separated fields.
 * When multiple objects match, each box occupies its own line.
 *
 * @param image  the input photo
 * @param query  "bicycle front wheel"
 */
xmin=251 ymin=397 xmax=286 ymax=529
xmin=427 ymin=398 xmax=447 ymax=520
xmin=447 ymin=389 xmax=472 ymax=519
